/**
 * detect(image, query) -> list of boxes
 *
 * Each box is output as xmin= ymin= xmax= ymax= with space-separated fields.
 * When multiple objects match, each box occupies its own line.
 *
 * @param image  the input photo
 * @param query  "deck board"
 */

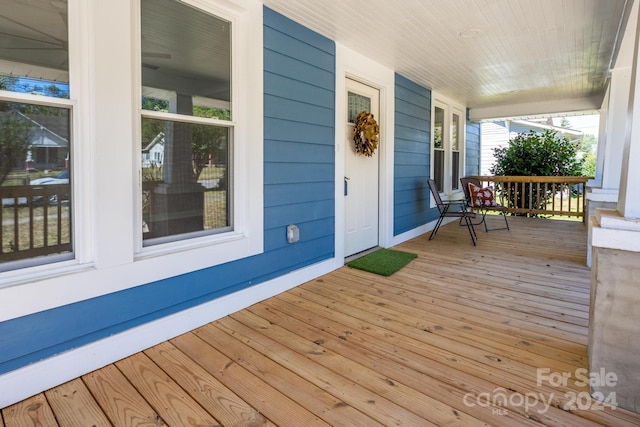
xmin=3 ymin=216 xmax=640 ymax=426
xmin=144 ymin=342 xmax=274 ymax=427
xmin=44 ymin=378 xmax=112 ymax=427
xmin=2 ymin=394 xmax=58 ymax=427
xmin=82 ymin=364 xmax=165 ymax=427
xmin=114 ymin=352 xmax=220 ymax=427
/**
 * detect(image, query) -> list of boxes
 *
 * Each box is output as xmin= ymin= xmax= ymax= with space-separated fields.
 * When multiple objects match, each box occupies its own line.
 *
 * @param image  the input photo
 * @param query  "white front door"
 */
xmin=344 ymin=78 xmax=380 ymax=257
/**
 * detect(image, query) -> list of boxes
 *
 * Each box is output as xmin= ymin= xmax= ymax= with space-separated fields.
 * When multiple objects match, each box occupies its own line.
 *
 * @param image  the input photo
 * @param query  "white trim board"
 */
xmin=334 ymin=43 xmax=395 ymax=262
xmin=0 ymin=257 xmax=341 ymax=409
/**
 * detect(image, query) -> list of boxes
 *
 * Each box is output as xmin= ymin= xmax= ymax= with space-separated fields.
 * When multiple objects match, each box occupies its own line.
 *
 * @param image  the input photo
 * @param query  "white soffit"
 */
xmin=263 ymin=0 xmax=630 ymax=119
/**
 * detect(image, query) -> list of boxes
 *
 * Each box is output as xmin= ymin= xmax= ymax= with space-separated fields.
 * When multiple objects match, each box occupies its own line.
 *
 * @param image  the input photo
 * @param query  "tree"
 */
xmin=191 ymin=106 xmax=230 ymax=182
xmin=0 ymin=109 xmax=33 ymax=185
xmin=140 ymin=101 xmax=231 ymax=183
xmin=0 ymin=76 xmax=68 ymax=185
xmin=578 ymin=133 xmax=597 ymax=177
xmin=0 ymin=74 xmax=18 ymax=91
xmin=491 ymin=129 xmax=583 ymax=177
xmin=490 ymin=129 xmax=583 ymax=214
xmin=581 ymin=152 xmax=596 ymax=177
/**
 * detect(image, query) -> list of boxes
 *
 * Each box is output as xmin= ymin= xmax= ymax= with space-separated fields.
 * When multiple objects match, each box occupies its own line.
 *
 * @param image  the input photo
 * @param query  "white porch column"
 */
xmin=586 ymin=0 xmax=637 ymax=266
xmin=586 ymin=67 xmax=631 ymax=266
xmin=600 ymin=68 xmax=631 ymax=190
xmin=589 ymin=0 xmax=640 ymax=414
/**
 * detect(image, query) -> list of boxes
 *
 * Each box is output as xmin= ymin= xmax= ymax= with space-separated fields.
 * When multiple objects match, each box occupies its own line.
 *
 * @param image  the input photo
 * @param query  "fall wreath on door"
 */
xmin=353 ymin=111 xmax=380 ymax=157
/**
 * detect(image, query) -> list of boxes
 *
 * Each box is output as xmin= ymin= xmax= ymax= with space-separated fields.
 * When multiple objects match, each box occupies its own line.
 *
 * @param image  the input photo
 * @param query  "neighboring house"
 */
xmin=0 ymin=111 xmax=69 ymax=171
xmin=480 ymin=119 xmax=583 ymax=175
xmin=0 ymin=0 xmax=639 ymax=414
xmin=141 ymin=132 xmax=164 ymax=168
xmin=27 ymin=113 xmax=70 ymax=171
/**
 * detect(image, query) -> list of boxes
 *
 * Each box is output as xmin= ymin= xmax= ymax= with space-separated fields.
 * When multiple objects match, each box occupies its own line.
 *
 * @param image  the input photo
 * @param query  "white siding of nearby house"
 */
xmin=480 ymin=120 xmax=583 ymax=175
xmin=480 ymin=121 xmax=511 ymax=175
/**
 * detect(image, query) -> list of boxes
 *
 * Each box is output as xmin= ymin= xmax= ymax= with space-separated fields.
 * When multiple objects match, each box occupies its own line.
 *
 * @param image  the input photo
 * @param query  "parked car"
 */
xmin=1 ymin=170 xmax=71 ymax=207
xmin=30 ymin=169 xmax=69 ymax=185
xmin=30 ymin=170 xmax=70 ymax=205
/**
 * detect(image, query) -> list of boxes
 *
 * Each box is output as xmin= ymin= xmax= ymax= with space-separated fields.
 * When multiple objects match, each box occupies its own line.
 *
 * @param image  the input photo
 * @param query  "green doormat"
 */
xmin=347 ymin=248 xmax=417 ymax=276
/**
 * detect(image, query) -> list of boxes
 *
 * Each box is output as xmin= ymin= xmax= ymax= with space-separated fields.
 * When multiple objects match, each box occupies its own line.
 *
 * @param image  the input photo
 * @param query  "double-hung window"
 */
xmin=137 ymin=0 xmax=263 ymax=263
xmin=1 ymin=0 xmax=263 ymax=320
xmin=140 ymin=0 xmax=233 ymax=245
xmin=0 ymin=0 xmax=73 ymax=271
xmin=432 ymin=95 xmax=465 ymax=196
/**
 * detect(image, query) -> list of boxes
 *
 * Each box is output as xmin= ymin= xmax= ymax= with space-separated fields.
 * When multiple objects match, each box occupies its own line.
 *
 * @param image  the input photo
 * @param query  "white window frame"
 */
xmin=431 ymin=93 xmax=466 ymax=199
xmin=135 ymin=0 xmax=263 ymax=261
xmin=0 ymin=0 xmax=263 ymax=321
xmin=0 ymin=92 xmax=78 ymax=273
xmin=0 ymin=0 xmax=90 ymax=281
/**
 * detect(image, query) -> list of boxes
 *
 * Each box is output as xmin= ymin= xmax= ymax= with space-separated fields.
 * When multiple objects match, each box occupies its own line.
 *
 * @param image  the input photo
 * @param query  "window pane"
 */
xmin=434 ymin=150 xmax=444 ymax=192
xmin=142 ymin=118 xmax=230 ymax=243
xmin=452 ymin=151 xmax=460 ymax=190
xmin=0 ymin=101 xmax=72 ymax=267
xmin=141 ymin=0 xmax=231 ymax=118
xmin=0 ymin=0 xmax=69 ymax=98
xmin=348 ymin=92 xmax=371 ymax=123
xmin=452 ymin=111 xmax=460 ymax=190
xmin=141 ymin=0 xmax=233 ymax=245
xmin=434 ymin=107 xmax=444 ymax=149
xmin=451 ymin=113 xmax=459 ymax=151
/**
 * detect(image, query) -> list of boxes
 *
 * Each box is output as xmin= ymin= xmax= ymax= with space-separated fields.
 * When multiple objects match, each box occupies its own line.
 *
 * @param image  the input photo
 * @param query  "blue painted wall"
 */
xmin=465 ymin=114 xmax=481 ymax=176
xmin=0 ymin=7 xmax=335 ymax=376
xmin=393 ymin=74 xmax=436 ymax=235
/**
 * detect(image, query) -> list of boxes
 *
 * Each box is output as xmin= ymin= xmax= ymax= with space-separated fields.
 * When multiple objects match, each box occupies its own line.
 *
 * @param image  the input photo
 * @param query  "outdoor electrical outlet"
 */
xmin=287 ymin=224 xmax=300 ymax=243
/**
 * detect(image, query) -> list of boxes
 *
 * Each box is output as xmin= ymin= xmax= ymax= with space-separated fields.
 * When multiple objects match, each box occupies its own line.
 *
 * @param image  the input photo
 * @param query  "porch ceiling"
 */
xmin=1 ymin=0 xmax=631 ymax=121
xmin=263 ymin=0 xmax=631 ymax=121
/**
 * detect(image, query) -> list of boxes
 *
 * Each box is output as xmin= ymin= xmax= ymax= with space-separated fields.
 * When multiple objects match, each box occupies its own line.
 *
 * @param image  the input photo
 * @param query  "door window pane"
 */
xmin=348 ymin=92 xmax=371 ymax=123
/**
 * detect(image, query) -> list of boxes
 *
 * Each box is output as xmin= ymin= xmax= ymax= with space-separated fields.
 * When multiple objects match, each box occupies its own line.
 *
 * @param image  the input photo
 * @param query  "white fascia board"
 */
xmin=469 ymin=96 xmax=602 ymax=122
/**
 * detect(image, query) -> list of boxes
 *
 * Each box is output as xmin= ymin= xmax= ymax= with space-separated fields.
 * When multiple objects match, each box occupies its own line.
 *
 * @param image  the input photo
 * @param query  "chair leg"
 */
xmin=429 ymin=214 xmax=445 ymax=240
xmin=481 ymin=209 xmax=510 ymax=232
xmin=463 ymin=215 xmax=477 ymax=246
xmin=460 ymin=209 xmax=485 ymax=227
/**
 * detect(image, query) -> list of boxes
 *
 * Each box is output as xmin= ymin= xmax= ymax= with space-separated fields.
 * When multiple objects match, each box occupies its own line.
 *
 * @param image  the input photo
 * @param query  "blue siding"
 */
xmin=465 ymin=113 xmax=481 ymax=176
xmin=394 ymin=74 xmax=436 ymax=235
xmin=0 ymin=7 xmax=335 ymax=376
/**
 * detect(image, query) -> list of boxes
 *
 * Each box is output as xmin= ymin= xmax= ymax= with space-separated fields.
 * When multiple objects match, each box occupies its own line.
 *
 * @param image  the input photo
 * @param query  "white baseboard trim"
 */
xmin=388 ymin=218 xmax=441 ymax=247
xmin=0 ymin=257 xmax=341 ymax=408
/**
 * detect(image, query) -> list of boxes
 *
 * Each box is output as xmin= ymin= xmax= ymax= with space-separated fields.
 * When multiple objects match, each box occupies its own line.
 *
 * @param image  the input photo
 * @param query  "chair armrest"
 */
xmin=441 ymin=199 xmax=467 ymax=206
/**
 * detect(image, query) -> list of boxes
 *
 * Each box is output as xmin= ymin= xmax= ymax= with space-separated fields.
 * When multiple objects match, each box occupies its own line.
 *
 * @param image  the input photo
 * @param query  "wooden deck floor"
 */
xmin=3 ymin=216 xmax=640 ymax=426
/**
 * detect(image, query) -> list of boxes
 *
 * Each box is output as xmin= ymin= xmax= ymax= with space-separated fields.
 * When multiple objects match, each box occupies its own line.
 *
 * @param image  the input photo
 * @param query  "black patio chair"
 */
xmin=427 ymin=179 xmax=477 ymax=246
xmin=460 ymin=176 xmax=510 ymax=232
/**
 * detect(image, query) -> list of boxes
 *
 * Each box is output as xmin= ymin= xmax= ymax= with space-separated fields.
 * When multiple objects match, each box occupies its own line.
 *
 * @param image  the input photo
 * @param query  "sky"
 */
xmin=553 ymin=114 xmax=600 ymax=137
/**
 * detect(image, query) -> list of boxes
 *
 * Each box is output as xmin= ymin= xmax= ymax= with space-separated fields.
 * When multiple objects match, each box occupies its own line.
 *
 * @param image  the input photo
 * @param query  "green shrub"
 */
xmin=490 ymin=129 xmax=583 ymax=177
xmin=490 ymin=130 xmax=583 ymax=215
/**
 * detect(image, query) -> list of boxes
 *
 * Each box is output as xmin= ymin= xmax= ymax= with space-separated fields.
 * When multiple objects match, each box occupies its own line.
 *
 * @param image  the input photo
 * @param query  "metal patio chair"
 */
xmin=427 ymin=179 xmax=477 ymax=246
xmin=460 ymin=176 xmax=510 ymax=232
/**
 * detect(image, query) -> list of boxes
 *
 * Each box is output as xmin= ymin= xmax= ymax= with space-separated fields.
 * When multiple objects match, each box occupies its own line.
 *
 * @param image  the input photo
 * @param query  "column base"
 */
xmin=589 ymin=210 xmax=640 ymax=413
xmin=147 ymin=182 xmax=205 ymax=239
